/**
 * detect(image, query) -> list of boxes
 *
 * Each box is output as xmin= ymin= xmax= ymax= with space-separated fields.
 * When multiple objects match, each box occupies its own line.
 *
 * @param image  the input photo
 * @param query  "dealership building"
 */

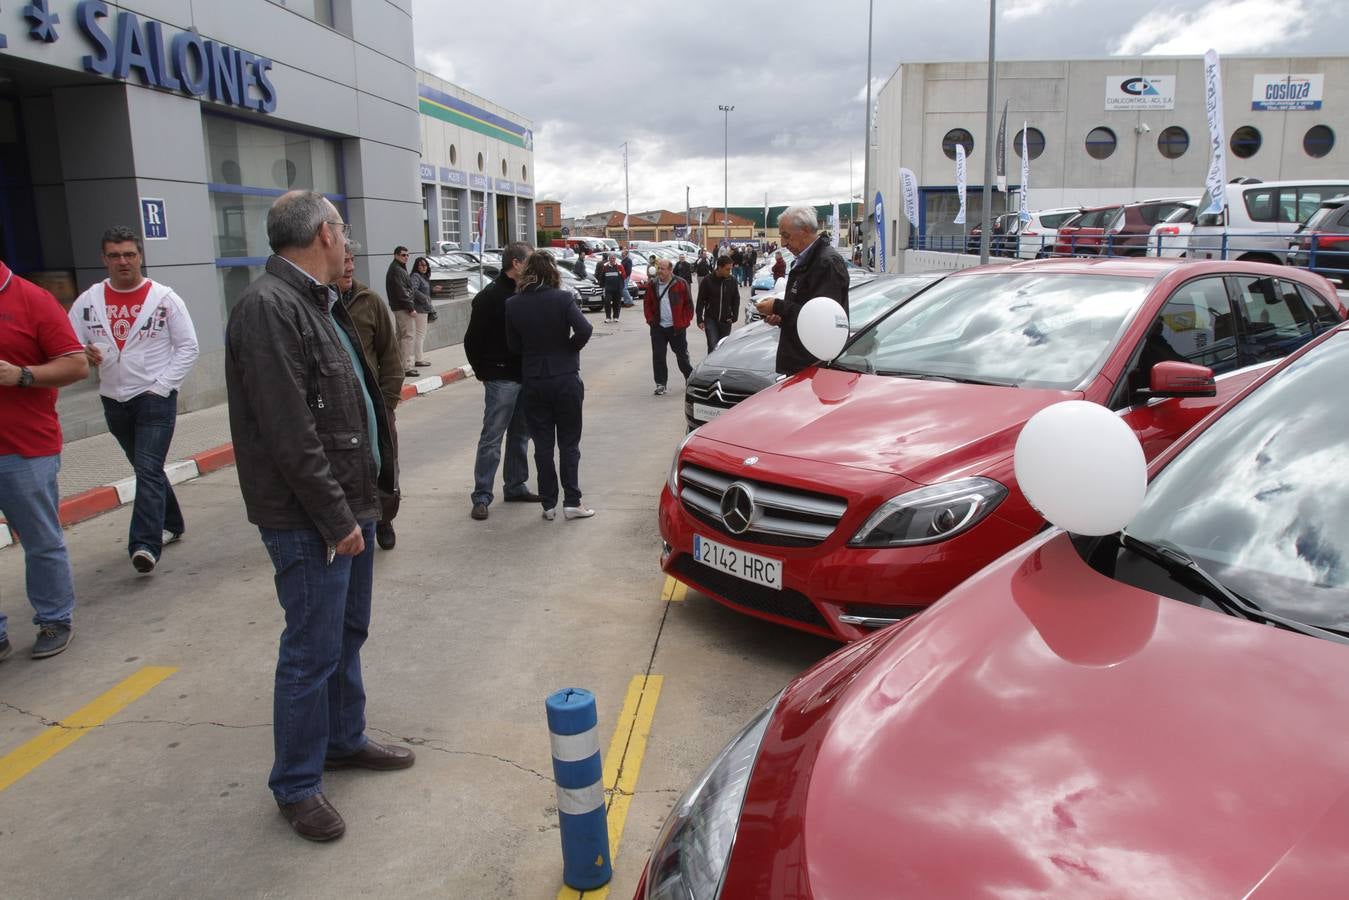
xmin=869 ymin=55 xmax=1349 ymax=265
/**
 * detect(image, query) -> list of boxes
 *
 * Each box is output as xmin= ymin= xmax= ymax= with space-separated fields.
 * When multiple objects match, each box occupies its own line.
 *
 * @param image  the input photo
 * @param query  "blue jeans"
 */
xmin=260 ymin=521 xmax=375 ymax=804
xmin=521 ymin=373 xmax=584 ymax=509
xmin=102 ymin=390 xmax=184 ymax=557
xmin=0 ymin=454 xmax=76 ymax=641
xmin=472 ymin=379 xmax=531 ymax=507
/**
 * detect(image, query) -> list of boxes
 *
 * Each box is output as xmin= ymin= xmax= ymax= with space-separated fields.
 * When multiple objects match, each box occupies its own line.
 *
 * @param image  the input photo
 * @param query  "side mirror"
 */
xmin=1146 ymin=361 xmax=1216 ymax=398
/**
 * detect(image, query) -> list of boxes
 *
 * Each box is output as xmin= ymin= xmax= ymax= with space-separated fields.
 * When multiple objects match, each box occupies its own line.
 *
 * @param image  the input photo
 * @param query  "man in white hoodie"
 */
xmin=68 ymin=226 xmax=199 ymax=574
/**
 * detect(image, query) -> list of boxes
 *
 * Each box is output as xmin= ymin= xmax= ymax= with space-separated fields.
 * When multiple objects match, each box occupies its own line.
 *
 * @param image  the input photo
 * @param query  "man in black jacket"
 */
xmin=226 ymin=190 xmax=414 ymax=844
xmin=385 ymin=246 xmax=417 ymax=376
xmin=463 ymin=241 xmax=539 ymax=521
xmin=754 ymin=206 xmax=849 ymax=376
xmin=696 ymin=255 xmax=740 ymax=353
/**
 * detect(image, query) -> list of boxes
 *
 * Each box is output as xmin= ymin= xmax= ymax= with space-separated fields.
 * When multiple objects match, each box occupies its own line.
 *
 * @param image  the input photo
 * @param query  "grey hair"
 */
xmin=267 ymin=190 xmax=331 ymax=253
xmin=777 ymin=205 xmax=819 ymax=234
xmin=344 ymin=239 xmax=363 ymax=255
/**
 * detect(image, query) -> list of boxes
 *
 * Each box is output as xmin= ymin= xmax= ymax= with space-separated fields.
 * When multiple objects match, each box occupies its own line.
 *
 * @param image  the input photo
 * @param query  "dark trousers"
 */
xmin=650 ymin=324 xmax=693 ymax=387
xmin=521 ymin=373 xmax=584 ymax=509
xmin=102 ymin=390 xmax=184 ymax=557
xmin=705 ymin=319 xmax=732 ymax=353
xmin=260 ymin=520 xmax=375 ymax=804
xmin=380 ymin=409 xmax=401 ymax=524
xmin=604 ymin=292 xmax=622 ymax=319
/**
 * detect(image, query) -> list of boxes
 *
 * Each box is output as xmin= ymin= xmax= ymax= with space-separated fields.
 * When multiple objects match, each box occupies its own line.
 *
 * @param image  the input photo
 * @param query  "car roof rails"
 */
xmin=1230 ymin=176 xmax=1263 ymax=184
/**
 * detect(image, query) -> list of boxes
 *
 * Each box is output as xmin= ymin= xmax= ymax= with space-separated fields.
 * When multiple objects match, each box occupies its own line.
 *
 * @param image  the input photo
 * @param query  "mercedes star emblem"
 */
xmin=720 ymin=482 xmax=756 ymax=534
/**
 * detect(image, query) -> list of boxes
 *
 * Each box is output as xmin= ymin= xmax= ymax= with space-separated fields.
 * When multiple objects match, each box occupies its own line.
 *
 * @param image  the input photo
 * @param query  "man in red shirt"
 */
xmin=0 ymin=258 xmax=89 ymax=661
xmin=643 ymin=258 xmax=694 ymax=395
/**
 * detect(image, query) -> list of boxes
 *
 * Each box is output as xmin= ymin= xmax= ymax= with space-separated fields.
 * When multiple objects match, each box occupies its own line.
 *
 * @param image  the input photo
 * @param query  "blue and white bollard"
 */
xmin=546 ymin=687 xmax=613 ymax=891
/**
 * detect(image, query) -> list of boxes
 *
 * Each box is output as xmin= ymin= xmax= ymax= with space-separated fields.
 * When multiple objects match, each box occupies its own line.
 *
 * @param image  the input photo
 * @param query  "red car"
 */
xmin=636 ymin=320 xmax=1349 ymax=899
xmin=659 ymin=258 xmax=1343 ymax=642
xmin=1053 ymin=198 xmax=1195 ymax=257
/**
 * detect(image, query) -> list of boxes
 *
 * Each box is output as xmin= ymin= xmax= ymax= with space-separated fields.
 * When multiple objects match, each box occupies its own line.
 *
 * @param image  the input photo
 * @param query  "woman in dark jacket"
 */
xmin=409 ymin=256 xmax=435 ymax=367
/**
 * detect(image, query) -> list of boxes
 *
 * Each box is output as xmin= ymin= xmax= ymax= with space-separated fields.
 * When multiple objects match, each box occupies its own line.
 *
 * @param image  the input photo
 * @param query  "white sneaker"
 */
xmin=563 ymin=506 xmax=595 ymax=520
xmin=162 ymin=530 xmax=182 ymax=546
xmin=542 ymin=507 xmax=557 ymax=521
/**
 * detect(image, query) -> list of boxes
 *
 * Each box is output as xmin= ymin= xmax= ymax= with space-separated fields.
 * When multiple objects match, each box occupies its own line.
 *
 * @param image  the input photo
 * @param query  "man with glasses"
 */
xmin=754 ymin=205 xmax=849 ymax=376
xmin=385 ymin=245 xmax=418 ymax=376
xmin=226 ymin=192 xmax=413 ymax=843
xmin=68 ymin=226 xmax=199 ymax=575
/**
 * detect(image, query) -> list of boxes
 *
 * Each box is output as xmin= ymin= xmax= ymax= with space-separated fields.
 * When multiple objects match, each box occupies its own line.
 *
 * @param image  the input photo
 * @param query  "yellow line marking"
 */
xmin=557 ymin=673 xmax=665 ymax=900
xmin=670 ymin=581 xmax=687 ymax=603
xmin=0 ymin=666 xmax=176 ymax=794
xmin=660 ymin=575 xmax=687 ymax=603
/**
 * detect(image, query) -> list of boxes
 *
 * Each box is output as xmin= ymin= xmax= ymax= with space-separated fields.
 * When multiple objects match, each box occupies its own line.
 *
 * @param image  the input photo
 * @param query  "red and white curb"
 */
xmin=0 ymin=365 xmax=472 ymax=550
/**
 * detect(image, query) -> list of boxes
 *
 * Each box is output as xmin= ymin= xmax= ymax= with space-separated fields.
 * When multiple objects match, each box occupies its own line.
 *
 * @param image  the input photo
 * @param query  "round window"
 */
xmin=1304 ymin=125 xmax=1335 ymax=159
xmin=521 ymin=164 xmax=528 ymax=182
xmin=501 ymin=159 xmax=508 ymax=177
xmin=449 ymin=144 xmax=458 ymax=166
xmin=1085 ymin=127 xmax=1117 ymax=160
xmin=477 ymin=152 xmax=484 ymax=172
xmin=941 ymin=128 xmax=974 ymax=161
xmin=1157 ymin=126 xmax=1189 ymax=159
xmin=1012 ymin=127 xmax=1045 ymax=160
xmin=1231 ymin=126 xmax=1262 ymax=159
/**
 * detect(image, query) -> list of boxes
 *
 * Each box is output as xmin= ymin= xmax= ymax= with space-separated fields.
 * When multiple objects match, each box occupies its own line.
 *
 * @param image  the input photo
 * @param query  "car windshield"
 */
xmin=847 ymin=276 xmax=939 ymax=329
xmin=1124 ymin=331 xmax=1349 ymax=631
xmin=833 ymin=272 xmax=1151 ymax=389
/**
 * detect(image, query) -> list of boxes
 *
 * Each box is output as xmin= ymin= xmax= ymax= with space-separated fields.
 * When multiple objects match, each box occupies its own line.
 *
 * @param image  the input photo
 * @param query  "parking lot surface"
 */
xmin=0 ymin=310 xmax=835 ymax=899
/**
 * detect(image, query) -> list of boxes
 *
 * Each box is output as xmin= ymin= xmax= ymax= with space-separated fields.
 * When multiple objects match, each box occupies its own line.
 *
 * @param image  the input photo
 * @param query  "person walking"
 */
xmin=754 ymin=205 xmax=850 ymax=376
xmin=694 ymin=250 xmax=711 ymax=280
xmin=464 ymin=241 xmax=539 ymax=521
xmin=696 ymin=255 xmax=740 ymax=354
xmin=385 ymin=245 xmax=418 ymax=377
xmin=0 ymin=257 xmax=88 ymax=661
xmin=504 ymin=252 xmax=594 ymax=521
xmin=408 ymin=256 xmax=434 ymax=368
xmin=68 ymin=225 xmax=199 ymax=575
xmin=595 ymin=253 xmax=624 ymax=324
xmin=619 ymin=248 xmax=635 ymax=308
xmin=742 ymin=246 xmax=756 ymax=286
xmin=730 ymin=245 xmax=744 ymax=285
xmin=226 ymin=191 xmax=413 ymax=843
xmin=644 ymin=258 xmax=694 ymax=395
xmin=572 ymin=251 xmax=587 ymax=281
xmin=673 ymin=254 xmax=693 ymax=283
xmin=337 ymin=241 xmax=405 ymax=551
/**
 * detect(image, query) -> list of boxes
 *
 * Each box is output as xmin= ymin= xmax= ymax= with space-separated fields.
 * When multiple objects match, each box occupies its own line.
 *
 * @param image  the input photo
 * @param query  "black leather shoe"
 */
xmin=504 ymin=491 xmax=542 ymax=503
xmin=277 ymin=792 xmax=345 ymax=842
xmin=471 ymin=503 xmax=489 ymax=520
xmin=375 ymin=522 xmax=395 ymax=550
xmin=324 ymin=739 xmax=416 ymax=771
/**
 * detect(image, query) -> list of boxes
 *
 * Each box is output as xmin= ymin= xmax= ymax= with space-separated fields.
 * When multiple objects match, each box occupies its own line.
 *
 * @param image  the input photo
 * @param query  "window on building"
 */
xmin=441 ymin=191 xmax=461 ymax=244
xmin=450 ymin=144 xmax=458 ymax=166
xmin=501 ymin=158 xmax=508 ymax=177
xmin=1304 ymin=125 xmax=1335 ymax=159
xmin=203 ymin=114 xmax=343 ymax=317
xmin=1157 ymin=126 xmax=1189 ymax=159
xmin=1012 ymin=127 xmax=1045 ymax=160
xmin=518 ymin=202 xmax=530 ymax=241
xmin=1231 ymin=126 xmax=1262 ymax=159
xmin=941 ymin=128 xmax=975 ymax=161
xmin=267 ymin=0 xmax=334 ymax=27
xmin=1085 ymin=127 xmax=1117 ymax=160
xmin=477 ymin=152 xmax=484 ymax=172
xmin=521 ymin=164 xmax=528 ymax=183
xmin=470 ymin=192 xmax=485 ymax=242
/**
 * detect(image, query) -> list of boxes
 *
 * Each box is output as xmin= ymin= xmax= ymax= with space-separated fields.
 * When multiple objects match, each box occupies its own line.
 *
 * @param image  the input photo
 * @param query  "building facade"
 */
xmin=871 ymin=55 xmax=1349 ymax=268
xmin=536 ymin=199 xmax=561 ymax=233
xmin=0 ymin=0 xmax=421 ymax=433
xmin=417 ymin=71 xmax=534 ymax=253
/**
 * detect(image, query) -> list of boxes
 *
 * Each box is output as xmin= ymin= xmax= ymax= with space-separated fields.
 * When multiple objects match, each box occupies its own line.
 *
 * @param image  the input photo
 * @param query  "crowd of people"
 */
xmin=0 ymin=195 xmax=842 ymax=842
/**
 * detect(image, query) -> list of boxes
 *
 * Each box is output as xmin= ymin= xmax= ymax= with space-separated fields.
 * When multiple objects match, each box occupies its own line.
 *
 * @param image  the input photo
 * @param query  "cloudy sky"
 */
xmin=410 ymin=0 xmax=1347 ymax=217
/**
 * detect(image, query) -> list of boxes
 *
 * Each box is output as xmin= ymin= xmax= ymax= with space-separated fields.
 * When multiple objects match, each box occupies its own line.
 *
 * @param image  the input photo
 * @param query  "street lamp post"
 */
xmin=979 ymin=0 xmax=998 ymax=264
xmin=861 ymin=0 xmax=873 ymax=269
xmin=719 ymin=104 xmax=734 ymax=244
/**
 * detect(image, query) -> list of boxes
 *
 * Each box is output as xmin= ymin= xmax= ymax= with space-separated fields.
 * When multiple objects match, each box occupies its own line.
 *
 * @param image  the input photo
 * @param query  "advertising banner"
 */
xmin=874 ymin=192 xmax=887 ymax=272
xmin=831 ymin=201 xmax=841 ymax=243
xmin=1105 ymin=75 xmax=1176 ymax=110
xmin=954 ymin=144 xmax=967 ymax=225
xmin=1019 ymin=123 xmax=1031 ymax=224
xmin=1252 ymin=74 xmax=1324 ymax=111
xmin=1201 ymin=50 xmax=1228 ymax=217
xmin=899 ymin=167 xmax=919 ymax=230
xmin=995 ymin=100 xmax=1009 ymax=192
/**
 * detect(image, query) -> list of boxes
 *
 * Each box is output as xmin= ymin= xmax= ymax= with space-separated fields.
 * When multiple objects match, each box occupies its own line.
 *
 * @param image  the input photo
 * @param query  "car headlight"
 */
xmin=849 ymin=477 xmax=1007 ymax=547
xmin=645 ymin=692 xmax=781 ymax=900
xmin=668 ymin=428 xmax=699 ymax=494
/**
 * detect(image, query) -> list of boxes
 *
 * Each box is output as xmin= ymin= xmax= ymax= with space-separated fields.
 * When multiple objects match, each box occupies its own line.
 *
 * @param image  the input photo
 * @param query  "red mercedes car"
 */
xmin=659 ymin=258 xmax=1343 ymax=641
xmin=636 ymin=321 xmax=1349 ymax=899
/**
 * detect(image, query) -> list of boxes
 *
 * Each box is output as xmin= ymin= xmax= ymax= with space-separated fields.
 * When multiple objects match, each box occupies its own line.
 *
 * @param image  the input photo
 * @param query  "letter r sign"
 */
xmin=141 ymin=198 xmax=168 ymax=240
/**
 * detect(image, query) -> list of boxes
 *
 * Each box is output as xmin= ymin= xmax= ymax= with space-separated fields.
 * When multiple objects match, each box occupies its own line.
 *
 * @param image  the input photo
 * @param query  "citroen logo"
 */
xmin=712 ymin=381 xmax=726 ymax=403
xmin=720 ymin=483 xmax=756 ymax=534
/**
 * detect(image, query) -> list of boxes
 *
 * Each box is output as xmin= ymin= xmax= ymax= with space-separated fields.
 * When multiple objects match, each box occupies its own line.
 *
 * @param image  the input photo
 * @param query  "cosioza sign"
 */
xmin=1252 ymin=74 xmax=1323 ymax=112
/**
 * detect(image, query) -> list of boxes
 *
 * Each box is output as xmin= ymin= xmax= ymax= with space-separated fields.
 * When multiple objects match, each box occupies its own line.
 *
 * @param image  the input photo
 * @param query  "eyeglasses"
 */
xmin=104 ymin=251 xmax=140 ymax=261
xmin=327 ymin=220 xmax=352 ymax=240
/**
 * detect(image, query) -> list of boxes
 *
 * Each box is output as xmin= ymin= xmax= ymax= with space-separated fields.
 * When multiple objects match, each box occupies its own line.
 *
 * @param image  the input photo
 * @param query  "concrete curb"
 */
xmin=0 ymin=365 xmax=473 ymax=549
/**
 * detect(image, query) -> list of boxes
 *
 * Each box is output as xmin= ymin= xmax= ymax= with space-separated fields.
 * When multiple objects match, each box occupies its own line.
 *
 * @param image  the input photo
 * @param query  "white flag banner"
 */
xmin=1019 ymin=123 xmax=1031 ymax=224
xmin=1202 ymin=48 xmax=1228 ymax=217
xmin=830 ymin=201 xmax=841 ymax=242
xmin=954 ymin=144 xmax=967 ymax=225
xmin=899 ymin=167 xmax=919 ymax=229
xmin=763 ymin=194 xmax=769 ymax=238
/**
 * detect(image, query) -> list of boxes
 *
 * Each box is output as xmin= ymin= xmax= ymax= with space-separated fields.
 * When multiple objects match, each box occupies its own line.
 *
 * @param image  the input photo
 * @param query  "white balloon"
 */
xmin=773 ymin=276 xmax=787 ymax=293
xmin=797 ymin=296 xmax=850 ymax=361
xmin=1014 ymin=401 xmax=1147 ymax=536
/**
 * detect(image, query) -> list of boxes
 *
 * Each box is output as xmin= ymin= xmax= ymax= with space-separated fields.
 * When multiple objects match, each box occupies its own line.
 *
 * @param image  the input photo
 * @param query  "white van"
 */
xmin=1189 ymin=179 xmax=1349 ymax=264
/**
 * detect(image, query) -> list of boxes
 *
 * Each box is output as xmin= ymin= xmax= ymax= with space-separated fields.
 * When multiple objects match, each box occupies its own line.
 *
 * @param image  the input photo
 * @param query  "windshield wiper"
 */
xmin=1120 ymin=533 xmax=1349 ymax=645
xmin=873 ymin=369 xmax=1017 ymax=387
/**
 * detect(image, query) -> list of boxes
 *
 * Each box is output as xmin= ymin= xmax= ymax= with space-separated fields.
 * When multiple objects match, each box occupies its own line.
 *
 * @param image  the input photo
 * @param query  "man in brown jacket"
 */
xmin=338 ymin=241 xmax=403 ymax=550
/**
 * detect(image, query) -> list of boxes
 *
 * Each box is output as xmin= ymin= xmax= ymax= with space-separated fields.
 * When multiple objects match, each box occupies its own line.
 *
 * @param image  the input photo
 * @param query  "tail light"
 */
xmin=1022 ymin=230 xmax=1038 ymax=237
xmin=1156 ymin=226 xmax=1181 ymax=236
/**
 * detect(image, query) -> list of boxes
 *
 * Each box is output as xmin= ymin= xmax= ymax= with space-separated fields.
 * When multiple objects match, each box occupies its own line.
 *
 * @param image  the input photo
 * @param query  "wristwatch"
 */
xmin=16 ymin=366 xmax=34 ymax=388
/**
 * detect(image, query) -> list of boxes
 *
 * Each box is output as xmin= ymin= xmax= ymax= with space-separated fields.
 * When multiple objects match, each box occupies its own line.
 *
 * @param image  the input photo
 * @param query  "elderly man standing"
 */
xmin=754 ymin=206 xmax=850 ymax=377
xmin=226 ymin=191 xmax=413 ymax=842
xmin=337 ymin=241 xmax=404 ymax=550
xmin=643 ymin=258 xmax=694 ymax=395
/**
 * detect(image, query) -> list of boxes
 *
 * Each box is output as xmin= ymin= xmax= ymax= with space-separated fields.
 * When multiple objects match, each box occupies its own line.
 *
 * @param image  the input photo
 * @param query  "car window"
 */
xmin=1297 ymin=283 xmax=1344 ymax=328
xmin=1040 ymin=212 xmax=1074 ymax=229
xmin=1120 ymin=277 xmax=1238 ymax=400
xmin=1141 ymin=203 xmax=1184 ymax=226
xmin=1161 ymin=205 xmax=1197 ymax=225
xmin=1232 ymin=276 xmax=1317 ymax=364
xmin=1243 ymin=188 xmax=1277 ymax=223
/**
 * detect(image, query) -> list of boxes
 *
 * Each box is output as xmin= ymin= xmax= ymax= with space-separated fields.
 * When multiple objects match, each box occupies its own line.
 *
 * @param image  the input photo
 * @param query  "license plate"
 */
xmin=692 ymin=403 xmax=725 ymax=423
xmin=694 ymin=534 xmax=782 ymax=590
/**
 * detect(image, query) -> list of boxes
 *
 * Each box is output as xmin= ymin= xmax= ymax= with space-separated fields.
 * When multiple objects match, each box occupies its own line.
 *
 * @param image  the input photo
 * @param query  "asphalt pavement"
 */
xmin=0 ymin=298 xmax=836 ymax=899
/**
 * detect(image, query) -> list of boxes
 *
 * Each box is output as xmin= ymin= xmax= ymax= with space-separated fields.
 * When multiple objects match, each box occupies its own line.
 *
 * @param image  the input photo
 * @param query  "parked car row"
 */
xmin=636 ymin=255 xmax=1349 ymax=897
